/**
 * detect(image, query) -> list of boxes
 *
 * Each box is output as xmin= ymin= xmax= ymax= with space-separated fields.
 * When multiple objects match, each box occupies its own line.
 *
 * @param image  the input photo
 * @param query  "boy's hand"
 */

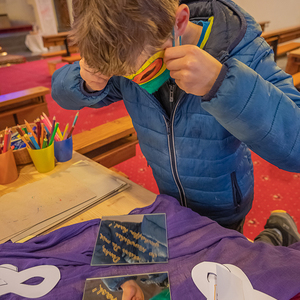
xmin=164 ymin=45 xmax=222 ymax=96
xmin=79 ymin=59 xmax=111 ymax=92
xmin=121 ymin=280 xmax=144 ymax=300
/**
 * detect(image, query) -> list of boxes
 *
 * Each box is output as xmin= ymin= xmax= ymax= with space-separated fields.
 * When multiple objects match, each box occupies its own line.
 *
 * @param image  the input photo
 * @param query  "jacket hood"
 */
xmin=181 ymin=0 xmax=261 ymax=62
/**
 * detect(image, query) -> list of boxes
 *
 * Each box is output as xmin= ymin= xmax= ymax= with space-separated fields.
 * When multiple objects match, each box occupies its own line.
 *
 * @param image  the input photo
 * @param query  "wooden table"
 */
xmin=0 ymin=151 xmax=156 ymax=237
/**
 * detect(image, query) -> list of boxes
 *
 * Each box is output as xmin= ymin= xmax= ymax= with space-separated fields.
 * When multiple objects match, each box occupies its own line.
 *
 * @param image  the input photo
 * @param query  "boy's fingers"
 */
xmin=164 ymin=45 xmax=194 ymax=62
xmin=165 ymin=56 xmax=192 ymax=71
xmin=169 ymin=69 xmax=182 ymax=80
xmin=164 ymin=46 xmax=186 ymax=62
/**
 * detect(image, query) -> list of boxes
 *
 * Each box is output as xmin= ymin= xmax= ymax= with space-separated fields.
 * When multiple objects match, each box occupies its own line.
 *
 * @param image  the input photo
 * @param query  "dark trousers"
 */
xmin=223 ymin=218 xmax=245 ymax=234
xmin=223 ymin=218 xmax=282 ymax=246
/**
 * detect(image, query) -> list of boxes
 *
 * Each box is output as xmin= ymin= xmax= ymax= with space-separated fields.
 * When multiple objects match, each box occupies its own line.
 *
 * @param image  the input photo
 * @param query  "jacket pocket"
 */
xmin=231 ymin=171 xmax=242 ymax=212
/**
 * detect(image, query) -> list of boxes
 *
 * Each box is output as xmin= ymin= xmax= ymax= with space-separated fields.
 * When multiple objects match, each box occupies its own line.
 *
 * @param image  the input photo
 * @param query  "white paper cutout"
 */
xmin=191 ymin=262 xmax=276 ymax=300
xmin=0 ymin=264 xmax=60 ymax=298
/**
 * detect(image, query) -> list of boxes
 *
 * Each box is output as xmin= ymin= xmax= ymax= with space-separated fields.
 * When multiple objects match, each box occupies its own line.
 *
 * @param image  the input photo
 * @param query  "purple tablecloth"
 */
xmin=1 ymin=194 xmax=300 ymax=299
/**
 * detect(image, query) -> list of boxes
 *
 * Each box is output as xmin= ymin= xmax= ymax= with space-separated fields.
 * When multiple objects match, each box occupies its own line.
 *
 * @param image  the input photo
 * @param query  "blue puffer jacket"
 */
xmin=51 ymin=0 xmax=300 ymax=225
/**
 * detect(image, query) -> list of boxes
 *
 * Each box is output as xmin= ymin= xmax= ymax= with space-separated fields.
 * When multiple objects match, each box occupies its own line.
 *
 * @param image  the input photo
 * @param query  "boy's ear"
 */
xmin=175 ymin=4 xmax=190 ymax=36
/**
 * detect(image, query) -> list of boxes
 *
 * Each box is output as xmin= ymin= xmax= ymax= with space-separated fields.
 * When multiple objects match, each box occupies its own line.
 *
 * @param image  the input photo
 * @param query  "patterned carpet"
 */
xmin=1 ymin=57 xmax=299 ymax=240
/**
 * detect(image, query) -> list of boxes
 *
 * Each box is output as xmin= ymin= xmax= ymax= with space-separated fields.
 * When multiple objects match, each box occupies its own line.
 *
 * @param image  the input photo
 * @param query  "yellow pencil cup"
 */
xmin=27 ymin=142 xmax=55 ymax=173
xmin=0 ymin=149 xmax=19 ymax=185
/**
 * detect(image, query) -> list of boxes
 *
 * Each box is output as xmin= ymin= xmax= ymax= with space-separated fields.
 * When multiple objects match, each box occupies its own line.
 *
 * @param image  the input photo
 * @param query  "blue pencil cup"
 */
xmin=54 ymin=136 xmax=73 ymax=162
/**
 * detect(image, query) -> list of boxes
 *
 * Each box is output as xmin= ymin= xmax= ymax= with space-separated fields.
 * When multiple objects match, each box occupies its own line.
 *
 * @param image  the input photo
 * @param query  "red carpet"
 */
xmin=1 ymin=58 xmax=300 ymax=240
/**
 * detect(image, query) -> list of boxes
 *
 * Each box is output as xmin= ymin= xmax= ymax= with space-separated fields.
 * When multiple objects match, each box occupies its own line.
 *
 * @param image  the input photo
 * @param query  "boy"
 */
xmin=52 ymin=0 xmax=300 ymax=232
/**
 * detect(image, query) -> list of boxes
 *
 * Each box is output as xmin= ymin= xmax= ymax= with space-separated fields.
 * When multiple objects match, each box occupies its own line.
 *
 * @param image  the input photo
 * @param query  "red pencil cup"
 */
xmin=0 ymin=149 xmax=19 ymax=185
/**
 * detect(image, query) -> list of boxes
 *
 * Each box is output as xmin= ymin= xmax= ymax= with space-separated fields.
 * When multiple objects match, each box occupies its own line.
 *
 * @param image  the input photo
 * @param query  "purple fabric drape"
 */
xmin=1 ymin=194 xmax=300 ymax=299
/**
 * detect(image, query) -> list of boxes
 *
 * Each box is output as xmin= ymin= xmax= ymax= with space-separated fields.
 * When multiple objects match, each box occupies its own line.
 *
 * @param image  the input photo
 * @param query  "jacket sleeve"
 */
xmin=51 ymin=61 xmax=123 ymax=110
xmin=201 ymin=38 xmax=300 ymax=172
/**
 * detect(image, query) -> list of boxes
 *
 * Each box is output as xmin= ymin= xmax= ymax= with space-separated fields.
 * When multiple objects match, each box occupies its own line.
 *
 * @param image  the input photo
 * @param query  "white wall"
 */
xmin=234 ymin=0 xmax=300 ymax=31
xmin=66 ymin=0 xmax=73 ymax=24
xmin=0 ymin=0 xmax=6 ymax=15
xmin=0 ymin=0 xmax=35 ymax=25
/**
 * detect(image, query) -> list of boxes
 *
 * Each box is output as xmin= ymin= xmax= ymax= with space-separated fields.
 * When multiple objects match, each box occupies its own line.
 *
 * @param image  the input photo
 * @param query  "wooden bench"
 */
xmin=285 ymin=48 xmax=300 ymax=75
xmin=61 ymin=54 xmax=81 ymax=64
xmin=0 ymin=54 xmax=25 ymax=66
xmin=277 ymin=42 xmax=300 ymax=57
xmin=262 ymin=25 xmax=300 ymax=61
xmin=0 ymin=86 xmax=50 ymax=130
xmin=73 ymin=116 xmax=138 ymax=168
xmin=46 ymin=53 xmax=81 ymax=76
xmin=284 ymin=48 xmax=300 ymax=88
xmin=292 ymin=72 xmax=300 ymax=88
xmin=42 ymin=32 xmax=79 ymax=75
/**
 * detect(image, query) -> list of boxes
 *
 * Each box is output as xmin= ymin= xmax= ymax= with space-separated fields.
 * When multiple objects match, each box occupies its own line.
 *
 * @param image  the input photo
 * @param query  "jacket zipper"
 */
xmin=169 ymin=83 xmax=174 ymax=113
xmin=163 ymin=83 xmax=187 ymax=207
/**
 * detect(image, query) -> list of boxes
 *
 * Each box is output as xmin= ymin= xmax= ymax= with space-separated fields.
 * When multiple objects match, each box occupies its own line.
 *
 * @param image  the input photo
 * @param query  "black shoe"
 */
xmin=264 ymin=210 xmax=300 ymax=246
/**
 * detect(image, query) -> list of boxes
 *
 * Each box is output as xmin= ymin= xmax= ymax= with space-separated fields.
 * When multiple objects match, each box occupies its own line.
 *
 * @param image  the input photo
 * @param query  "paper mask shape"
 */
xmin=191 ymin=262 xmax=276 ymax=300
xmin=124 ymin=51 xmax=170 ymax=94
xmin=0 ymin=264 xmax=60 ymax=298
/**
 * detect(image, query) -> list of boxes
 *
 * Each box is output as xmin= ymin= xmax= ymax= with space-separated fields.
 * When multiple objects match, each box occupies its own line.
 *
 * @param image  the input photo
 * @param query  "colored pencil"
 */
xmin=41 ymin=115 xmax=60 ymax=141
xmin=66 ymin=125 xmax=75 ymax=139
xmin=52 ymin=116 xmax=63 ymax=141
xmin=8 ymin=129 xmax=12 ymax=150
xmin=41 ymin=116 xmax=51 ymax=133
xmin=2 ymin=128 xmax=9 ymax=153
xmin=20 ymin=135 xmax=30 ymax=149
xmin=40 ymin=123 xmax=45 ymax=146
xmin=41 ymin=116 xmax=58 ymax=142
xmin=42 ymin=112 xmax=52 ymax=128
xmin=30 ymin=135 xmax=40 ymax=149
xmin=24 ymin=120 xmax=38 ymax=143
xmin=42 ymin=138 xmax=48 ymax=149
xmin=0 ymin=134 xmax=3 ymax=154
xmin=56 ymin=126 xmax=63 ymax=141
xmin=24 ymin=134 xmax=35 ymax=149
xmin=43 ymin=112 xmax=62 ymax=140
xmin=50 ymin=116 xmax=56 ymax=137
xmin=72 ymin=111 xmax=79 ymax=126
xmin=16 ymin=125 xmax=24 ymax=137
xmin=62 ymin=123 xmax=69 ymax=140
xmin=48 ymin=113 xmax=63 ymax=140
xmin=36 ymin=118 xmax=41 ymax=147
xmin=49 ymin=122 xmax=59 ymax=146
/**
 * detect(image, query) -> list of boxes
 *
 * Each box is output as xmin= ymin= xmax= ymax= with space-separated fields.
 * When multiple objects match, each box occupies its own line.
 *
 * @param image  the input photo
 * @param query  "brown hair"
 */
xmin=70 ymin=0 xmax=178 ymax=76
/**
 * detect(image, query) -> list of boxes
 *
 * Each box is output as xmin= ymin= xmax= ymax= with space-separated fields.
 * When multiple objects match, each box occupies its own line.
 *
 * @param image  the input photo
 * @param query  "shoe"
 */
xmin=264 ymin=210 xmax=300 ymax=246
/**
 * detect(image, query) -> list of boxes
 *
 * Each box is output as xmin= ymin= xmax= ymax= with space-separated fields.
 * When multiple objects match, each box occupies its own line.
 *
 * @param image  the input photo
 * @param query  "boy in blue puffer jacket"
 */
xmin=51 ymin=0 xmax=300 ymax=232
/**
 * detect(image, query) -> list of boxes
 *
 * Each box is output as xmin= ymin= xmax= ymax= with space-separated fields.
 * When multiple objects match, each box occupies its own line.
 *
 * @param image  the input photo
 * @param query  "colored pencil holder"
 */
xmin=27 ymin=142 xmax=55 ymax=173
xmin=0 ymin=149 xmax=19 ymax=185
xmin=54 ymin=136 xmax=73 ymax=162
